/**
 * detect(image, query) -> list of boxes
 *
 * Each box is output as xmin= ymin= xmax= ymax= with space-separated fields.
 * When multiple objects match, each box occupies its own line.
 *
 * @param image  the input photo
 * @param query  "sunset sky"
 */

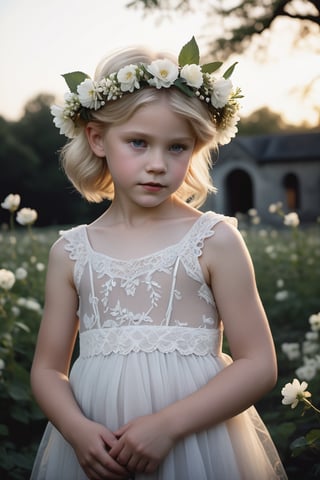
xmin=1 ymin=0 xmax=319 ymax=126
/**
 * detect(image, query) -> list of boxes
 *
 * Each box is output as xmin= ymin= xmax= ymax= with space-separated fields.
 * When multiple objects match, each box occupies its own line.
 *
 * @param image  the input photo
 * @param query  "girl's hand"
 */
xmin=109 ymin=413 xmax=175 ymax=474
xmin=70 ymin=418 xmax=131 ymax=480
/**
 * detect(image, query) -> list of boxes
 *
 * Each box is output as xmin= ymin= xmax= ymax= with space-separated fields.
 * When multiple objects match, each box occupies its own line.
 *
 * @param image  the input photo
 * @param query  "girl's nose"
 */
xmin=145 ymin=149 xmax=167 ymax=173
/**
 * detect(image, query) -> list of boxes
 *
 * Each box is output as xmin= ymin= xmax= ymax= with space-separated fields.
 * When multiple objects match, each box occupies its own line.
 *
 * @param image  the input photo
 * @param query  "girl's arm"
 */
xmin=110 ymin=220 xmax=277 ymax=474
xmin=30 ymin=239 xmax=130 ymax=480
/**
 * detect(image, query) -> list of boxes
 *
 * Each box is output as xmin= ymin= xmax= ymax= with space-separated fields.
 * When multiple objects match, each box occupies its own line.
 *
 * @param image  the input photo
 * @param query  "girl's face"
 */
xmin=89 ymin=95 xmax=196 ymax=210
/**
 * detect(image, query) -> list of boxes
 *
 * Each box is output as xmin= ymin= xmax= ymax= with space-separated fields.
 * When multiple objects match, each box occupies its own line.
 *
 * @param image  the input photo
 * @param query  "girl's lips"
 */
xmin=140 ymin=182 xmax=165 ymax=192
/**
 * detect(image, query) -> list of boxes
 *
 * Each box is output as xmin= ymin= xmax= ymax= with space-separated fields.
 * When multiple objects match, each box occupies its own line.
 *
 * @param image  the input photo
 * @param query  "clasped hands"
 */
xmin=73 ymin=412 xmax=175 ymax=480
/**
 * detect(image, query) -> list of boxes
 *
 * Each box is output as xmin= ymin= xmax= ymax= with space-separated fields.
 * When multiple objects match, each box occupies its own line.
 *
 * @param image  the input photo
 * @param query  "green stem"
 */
xmin=303 ymin=397 xmax=320 ymax=415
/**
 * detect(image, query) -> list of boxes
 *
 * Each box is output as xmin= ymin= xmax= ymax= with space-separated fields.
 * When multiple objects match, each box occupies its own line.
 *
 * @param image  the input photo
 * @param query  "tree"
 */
xmin=127 ymin=1 xmax=320 ymax=58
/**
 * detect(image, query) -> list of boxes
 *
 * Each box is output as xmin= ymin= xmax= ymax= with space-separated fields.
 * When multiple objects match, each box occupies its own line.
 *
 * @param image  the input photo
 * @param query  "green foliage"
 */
xmin=0 ymin=225 xmax=58 ymax=479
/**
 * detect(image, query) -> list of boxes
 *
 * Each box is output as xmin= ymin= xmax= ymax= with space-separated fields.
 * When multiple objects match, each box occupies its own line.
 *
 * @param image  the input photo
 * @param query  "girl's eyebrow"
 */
xmin=124 ymin=131 xmax=195 ymax=143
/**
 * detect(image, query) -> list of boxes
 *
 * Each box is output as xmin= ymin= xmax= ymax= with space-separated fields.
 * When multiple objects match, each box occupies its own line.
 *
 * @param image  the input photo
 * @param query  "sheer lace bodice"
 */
xmin=61 ymin=212 xmax=237 ymax=357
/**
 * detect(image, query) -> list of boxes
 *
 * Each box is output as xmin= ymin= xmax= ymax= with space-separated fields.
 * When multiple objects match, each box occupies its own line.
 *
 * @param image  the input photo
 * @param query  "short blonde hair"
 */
xmin=60 ymin=47 xmax=218 ymax=208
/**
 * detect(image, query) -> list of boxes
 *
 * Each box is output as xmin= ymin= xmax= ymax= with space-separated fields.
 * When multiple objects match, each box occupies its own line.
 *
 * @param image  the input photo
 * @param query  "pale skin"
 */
xmin=31 ymin=95 xmax=278 ymax=479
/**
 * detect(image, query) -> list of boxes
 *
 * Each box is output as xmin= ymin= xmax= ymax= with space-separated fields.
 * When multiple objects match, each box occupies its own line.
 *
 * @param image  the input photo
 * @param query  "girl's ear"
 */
xmin=86 ymin=123 xmax=106 ymax=157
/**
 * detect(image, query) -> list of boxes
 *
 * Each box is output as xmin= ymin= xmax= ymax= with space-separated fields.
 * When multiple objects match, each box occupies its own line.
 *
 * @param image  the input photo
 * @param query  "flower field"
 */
xmin=0 ymin=196 xmax=319 ymax=479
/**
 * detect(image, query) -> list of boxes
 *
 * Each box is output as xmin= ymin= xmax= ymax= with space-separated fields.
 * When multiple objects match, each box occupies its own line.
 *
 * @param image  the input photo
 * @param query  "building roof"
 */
xmin=221 ymin=132 xmax=320 ymax=163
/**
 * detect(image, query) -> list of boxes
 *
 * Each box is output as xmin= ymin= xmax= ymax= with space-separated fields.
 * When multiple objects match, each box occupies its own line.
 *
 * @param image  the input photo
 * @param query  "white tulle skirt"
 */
xmin=31 ymin=351 xmax=287 ymax=479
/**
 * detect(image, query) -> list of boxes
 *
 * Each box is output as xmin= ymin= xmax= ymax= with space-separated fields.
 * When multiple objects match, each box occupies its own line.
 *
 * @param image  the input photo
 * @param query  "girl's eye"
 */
xmin=170 ymin=144 xmax=185 ymax=153
xmin=130 ymin=139 xmax=147 ymax=149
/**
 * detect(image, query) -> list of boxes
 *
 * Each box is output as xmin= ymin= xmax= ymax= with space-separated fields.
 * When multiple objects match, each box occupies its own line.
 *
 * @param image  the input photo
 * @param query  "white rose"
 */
xmin=16 ymin=208 xmax=38 ymax=226
xmin=118 ymin=64 xmax=140 ymax=92
xmin=180 ymin=64 xmax=203 ymax=88
xmin=147 ymin=59 xmax=179 ymax=88
xmin=211 ymin=77 xmax=233 ymax=108
xmin=0 ymin=269 xmax=15 ymax=290
xmin=1 ymin=194 xmax=21 ymax=212
xmin=284 ymin=212 xmax=300 ymax=227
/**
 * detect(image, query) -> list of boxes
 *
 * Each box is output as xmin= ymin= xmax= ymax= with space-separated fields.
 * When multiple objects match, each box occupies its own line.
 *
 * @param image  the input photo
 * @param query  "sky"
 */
xmin=1 ymin=0 xmax=319 ymax=126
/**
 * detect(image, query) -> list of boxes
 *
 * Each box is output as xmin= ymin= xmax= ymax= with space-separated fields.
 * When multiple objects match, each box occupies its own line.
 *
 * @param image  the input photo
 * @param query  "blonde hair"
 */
xmin=60 ymin=47 xmax=218 ymax=208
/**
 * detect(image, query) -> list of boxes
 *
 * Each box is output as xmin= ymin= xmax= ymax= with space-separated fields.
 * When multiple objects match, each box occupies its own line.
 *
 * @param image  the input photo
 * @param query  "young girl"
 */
xmin=30 ymin=37 xmax=287 ymax=479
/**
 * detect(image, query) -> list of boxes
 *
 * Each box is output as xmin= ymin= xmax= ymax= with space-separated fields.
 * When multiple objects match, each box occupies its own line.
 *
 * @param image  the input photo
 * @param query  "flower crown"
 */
xmin=51 ymin=37 xmax=243 ymax=145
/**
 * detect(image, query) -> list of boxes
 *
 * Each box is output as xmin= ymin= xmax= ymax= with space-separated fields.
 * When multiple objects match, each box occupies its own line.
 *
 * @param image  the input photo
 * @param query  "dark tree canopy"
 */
xmin=127 ymin=1 xmax=320 ymax=58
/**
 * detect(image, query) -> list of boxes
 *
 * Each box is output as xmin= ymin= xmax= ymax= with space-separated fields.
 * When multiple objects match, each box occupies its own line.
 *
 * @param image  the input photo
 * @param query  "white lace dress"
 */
xmin=31 ymin=212 xmax=287 ymax=480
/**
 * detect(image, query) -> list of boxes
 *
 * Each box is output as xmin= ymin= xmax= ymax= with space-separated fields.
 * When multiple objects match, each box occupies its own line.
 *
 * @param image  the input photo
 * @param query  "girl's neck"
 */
xmin=99 ymin=196 xmax=196 ymax=229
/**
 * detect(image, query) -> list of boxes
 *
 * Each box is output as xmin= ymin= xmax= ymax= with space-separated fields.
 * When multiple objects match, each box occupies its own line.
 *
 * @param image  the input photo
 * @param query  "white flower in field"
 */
xmin=36 ymin=262 xmax=45 ymax=272
xmin=296 ymin=364 xmax=317 ymax=381
xmin=265 ymin=245 xmax=275 ymax=255
xmin=0 ymin=359 xmax=5 ymax=370
xmin=268 ymin=201 xmax=283 ymax=214
xmin=258 ymin=229 xmax=268 ymax=237
xmin=17 ymin=297 xmax=41 ymax=312
xmin=248 ymin=208 xmax=257 ymax=217
xmin=1 ymin=194 xmax=21 ymax=212
xmin=147 ymin=59 xmax=179 ymax=88
xmin=180 ymin=64 xmax=203 ymax=88
xmin=251 ymin=216 xmax=261 ymax=225
xmin=305 ymin=331 xmax=318 ymax=341
xmin=117 ymin=64 xmax=140 ymax=92
xmin=284 ymin=212 xmax=300 ymax=227
xmin=211 ymin=77 xmax=232 ymax=108
xmin=11 ymin=306 xmax=20 ymax=316
xmin=309 ymin=312 xmax=320 ymax=331
xmin=16 ymin=208 xmax=38 ymax=226
xmin=0 ymin=269 xmax=15 ymax=290
xmin=9 ymin=236 xmax=17 ymax=246
xmin=281 ymin=342 xmax=300 ymax=360
xmin=15 ymin=267 xmax=28 ymax=280
xmin=281 ymin=378 xmax=311 ymax=408
xmin=276 ymin=279 xmax=284 ymax=288
xmin=302 ymin=340 xmax=319 ymax=356
xmin=275 ymin=290 xmax=289 ymax=301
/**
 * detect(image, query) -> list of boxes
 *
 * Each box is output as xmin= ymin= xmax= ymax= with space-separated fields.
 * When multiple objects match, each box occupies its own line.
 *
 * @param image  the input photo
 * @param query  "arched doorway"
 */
xmin=226 ymin=169 xmax=253 ymax=216
xmin=283 ymin=173 xmax=300 ymax=210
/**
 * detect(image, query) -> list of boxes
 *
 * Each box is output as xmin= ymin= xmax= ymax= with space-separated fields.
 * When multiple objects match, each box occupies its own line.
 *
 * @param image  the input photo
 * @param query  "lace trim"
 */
xmin=79 ymin=326 xmax=222 ymax=357
xmin=60 ymin=212 xmax=237 ymax=286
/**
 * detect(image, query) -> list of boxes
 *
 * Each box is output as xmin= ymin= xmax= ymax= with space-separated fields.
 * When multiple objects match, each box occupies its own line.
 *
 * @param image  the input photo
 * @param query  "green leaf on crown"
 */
xmin=223 ymin=62 xmax=238 ymax=79
xmin=201 ymin=62 xmax=223 ymax=74
xmin=174 ymin=78 xmax=194 ymax=97
xmin=178 ymin=36 xmax=200 ymax=66
xmin=62 ymin=71 xmax=90 ymax=94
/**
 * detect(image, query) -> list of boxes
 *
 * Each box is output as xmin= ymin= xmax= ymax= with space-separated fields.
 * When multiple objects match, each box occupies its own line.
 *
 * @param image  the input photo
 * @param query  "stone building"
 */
xmin=204 ymin=132 xmax=320 ymax=224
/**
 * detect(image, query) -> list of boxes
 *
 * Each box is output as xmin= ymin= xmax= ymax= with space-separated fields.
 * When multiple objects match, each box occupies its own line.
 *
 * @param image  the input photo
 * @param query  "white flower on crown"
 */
xmin=50 ymin=104 xmax=77 ymax=138
xmin=77 ymin=78 xmax=103 ymax=110
xmin=147 ymin=59 xmax=179 ymax=88
xmin=211 ymin=78 xmax=233 ymax=108
xmin=180 ymin=64 xmax=203 ymax=88
xmin=216 ymin=113 xmax=240 ymax=146
xmin=118 ymin=64 xmax=140 ymax=92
